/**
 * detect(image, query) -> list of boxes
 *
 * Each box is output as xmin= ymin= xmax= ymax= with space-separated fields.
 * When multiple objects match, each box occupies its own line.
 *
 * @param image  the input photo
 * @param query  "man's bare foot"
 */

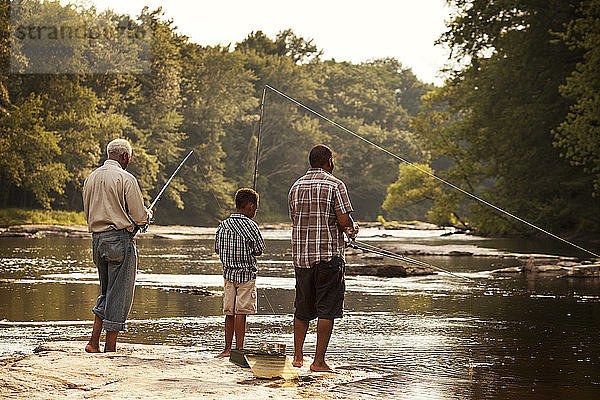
xmin=292 ymin=358 xmax=303 ymax=367
xmin=310 ymin=361 xmax=334 ymax=372
xmin=215 ymin=350 xmax=230 ymax=358
xmin=85 ymin=343 xmax=100 ymax=353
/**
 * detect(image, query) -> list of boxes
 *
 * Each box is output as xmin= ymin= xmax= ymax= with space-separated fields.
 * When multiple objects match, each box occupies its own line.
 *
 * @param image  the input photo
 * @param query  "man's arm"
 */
xmin=125 ymin=177 xmax=151 ymax=226
xmin=336 ymin=213 xmax=354 ymax=230
xmin=334 ymin=182 xmax=358 ymax=238
xmin=337 ymin=213 xmax=359 ymax=239
xmin=82 ymin=178 xmax=90 ymax=223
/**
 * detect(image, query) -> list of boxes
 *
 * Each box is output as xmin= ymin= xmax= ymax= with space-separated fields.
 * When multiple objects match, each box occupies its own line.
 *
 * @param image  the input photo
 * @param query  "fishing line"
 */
xmin=348 ymin=239 xmax=479 ymax=284
xmin=262 ymin=85 xmax=600 ymax=259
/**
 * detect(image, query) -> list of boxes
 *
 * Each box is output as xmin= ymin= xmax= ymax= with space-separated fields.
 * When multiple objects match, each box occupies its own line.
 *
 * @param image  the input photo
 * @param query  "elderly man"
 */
xmin=288 ymin=144 xmax=358 ymax=372
xmin=82 ymin=139 xmax=152 ymax=353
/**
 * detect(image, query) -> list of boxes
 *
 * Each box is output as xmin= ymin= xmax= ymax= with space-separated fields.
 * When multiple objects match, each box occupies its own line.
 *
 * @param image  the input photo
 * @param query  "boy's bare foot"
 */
xmin=292 ymin=358 xmax=303 ymax=367
xmin=310 ymin=361 xmax=334 ymax=372
xmin=85 ymin=343 xmax=100 ymax=353
xmin=215 ymin=350 xmax=230 ymax=358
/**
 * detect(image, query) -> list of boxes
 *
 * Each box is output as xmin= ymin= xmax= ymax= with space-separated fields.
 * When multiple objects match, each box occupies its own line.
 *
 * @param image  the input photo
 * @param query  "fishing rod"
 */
xmin=261 ymin=85 xmax=600 ymax=259
xmin=253 ymin=87 xmax=267 ymax=191
xmin=150 ymin=150 xmax=194 ymax=210
xmin=136 ymin=150 xmax=194 ymax=234
xmin=346 ymin=239 xmax=478 ymax=283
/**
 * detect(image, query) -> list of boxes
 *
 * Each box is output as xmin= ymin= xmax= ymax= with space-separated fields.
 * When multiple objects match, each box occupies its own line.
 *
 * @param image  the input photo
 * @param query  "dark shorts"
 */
xmin=294 ymin=256 xmax=345 ymax=321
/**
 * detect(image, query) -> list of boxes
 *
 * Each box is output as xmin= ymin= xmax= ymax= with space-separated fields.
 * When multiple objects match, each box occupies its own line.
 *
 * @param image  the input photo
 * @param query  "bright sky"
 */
xmin=75 ymin=0 xmax=454 ymax=86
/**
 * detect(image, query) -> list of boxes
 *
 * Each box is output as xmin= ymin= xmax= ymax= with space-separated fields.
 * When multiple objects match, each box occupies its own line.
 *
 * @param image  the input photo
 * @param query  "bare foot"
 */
xmin=215 ymin=350 xmax=230 ymax=358
xmin=292 ymin=358 xmax=303 ymax=368
xmin=85 ymin=344 xmax=100 ymax=353
xmin=310 ymin=361 xmax=334 ymax=372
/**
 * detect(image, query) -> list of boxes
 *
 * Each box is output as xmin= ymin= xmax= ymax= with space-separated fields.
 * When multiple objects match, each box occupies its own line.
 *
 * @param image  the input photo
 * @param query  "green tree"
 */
xmin=174 ymin=44 xmax=257 ymax=224
xmin=408 ymin=0 xmax=599 ymax=235
xmin=554 ymin=0 xmax=600 ymax=196
xmin=0 ymin=94 xmax=68 ymax=207
xmin=232 ymin=31 xmax=322 ymax=220
xmin=128 ymin=8 xmax=185 ymax=214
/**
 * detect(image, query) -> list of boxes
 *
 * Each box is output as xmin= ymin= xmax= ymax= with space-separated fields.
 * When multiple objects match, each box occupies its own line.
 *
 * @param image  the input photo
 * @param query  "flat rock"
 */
xmin=0 ymin=341 xmax=375 ymax=399
xmin=491 ymin=263 xmax=600 ymax=278
xmin=566 ymin=264 xmax=600 ymax=278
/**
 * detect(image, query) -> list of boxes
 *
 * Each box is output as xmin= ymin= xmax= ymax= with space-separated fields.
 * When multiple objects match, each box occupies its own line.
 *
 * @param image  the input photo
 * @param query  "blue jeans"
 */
xmin=91 ymin=229 xmax=137 ymax=331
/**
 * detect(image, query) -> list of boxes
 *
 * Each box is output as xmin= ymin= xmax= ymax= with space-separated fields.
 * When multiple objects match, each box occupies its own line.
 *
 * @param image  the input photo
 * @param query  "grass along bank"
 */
xmin=0 ymin=208 xmax=86 ymax=226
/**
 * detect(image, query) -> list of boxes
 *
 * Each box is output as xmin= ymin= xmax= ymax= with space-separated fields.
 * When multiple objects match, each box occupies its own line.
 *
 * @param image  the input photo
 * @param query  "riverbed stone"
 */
xmin=566 ymin=264 xmax=600 ymax=278
xmin=346 ymin=263 xmax=434 ymax=277
xmin=491 ymin=263 xmax=600 ymax=278
xmin=0 ymin=341 xmax=372 ymax=399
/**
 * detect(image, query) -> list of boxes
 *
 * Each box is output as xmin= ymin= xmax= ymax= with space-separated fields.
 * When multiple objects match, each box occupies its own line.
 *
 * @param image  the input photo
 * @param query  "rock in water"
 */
xmin=345 ymin=264 xmax=434 ymax=277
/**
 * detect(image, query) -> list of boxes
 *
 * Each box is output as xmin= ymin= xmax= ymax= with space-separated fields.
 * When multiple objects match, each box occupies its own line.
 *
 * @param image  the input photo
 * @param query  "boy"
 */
xmin=215 ymin=188 xmax=265 ymax=358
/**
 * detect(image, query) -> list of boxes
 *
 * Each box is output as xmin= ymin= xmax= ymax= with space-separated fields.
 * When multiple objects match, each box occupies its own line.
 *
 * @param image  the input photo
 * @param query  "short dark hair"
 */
xmin=309 ymin=144 xmax=333 ymax=168
xmin=235 ymin=188 xmax=259 ymax=209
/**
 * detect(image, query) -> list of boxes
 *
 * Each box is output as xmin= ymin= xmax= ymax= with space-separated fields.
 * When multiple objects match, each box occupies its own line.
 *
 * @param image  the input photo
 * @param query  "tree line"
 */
xmin=0 ymin=1 xmax=430 ymax=225
xmin=1 ymin=0 xmax=598 ymax=237
xmin=384 ymin=0 xmax=600 ymax=237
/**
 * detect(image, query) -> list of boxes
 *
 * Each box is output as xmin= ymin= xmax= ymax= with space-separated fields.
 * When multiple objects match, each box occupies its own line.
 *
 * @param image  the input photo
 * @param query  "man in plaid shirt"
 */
xmin=288 ymin=145 xmax=358 ymax=372
xmin=215 ymin=188 xmax=265 ymax=358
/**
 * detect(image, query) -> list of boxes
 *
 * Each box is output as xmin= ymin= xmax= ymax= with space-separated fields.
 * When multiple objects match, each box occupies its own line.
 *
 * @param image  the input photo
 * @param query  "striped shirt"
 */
xmin=215 ymin=213 xmax=265 ymax=283
xmin=288 ymin=168 xmax=353 ymax=268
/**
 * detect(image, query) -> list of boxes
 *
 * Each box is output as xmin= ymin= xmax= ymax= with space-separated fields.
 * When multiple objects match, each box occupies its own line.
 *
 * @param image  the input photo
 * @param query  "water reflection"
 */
xmin=1 ymin=236 xmax=600 ymax=399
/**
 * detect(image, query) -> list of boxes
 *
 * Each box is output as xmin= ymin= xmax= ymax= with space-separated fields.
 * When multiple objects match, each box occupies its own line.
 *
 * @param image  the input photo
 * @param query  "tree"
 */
xmin=175 ymin=44 xmax=257 ymax=224
xmin=554 ymin=0 xmax=600 ymax=196
xmin=0 ymin=94 xmax=69 ymax=208
xmin=408 ymin=0 xmax=599 ymax=235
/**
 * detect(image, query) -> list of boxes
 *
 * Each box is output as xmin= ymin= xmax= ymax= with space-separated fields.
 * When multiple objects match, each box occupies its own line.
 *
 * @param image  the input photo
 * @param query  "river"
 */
xmin=1 ymin=229 xmax=599 ymax=399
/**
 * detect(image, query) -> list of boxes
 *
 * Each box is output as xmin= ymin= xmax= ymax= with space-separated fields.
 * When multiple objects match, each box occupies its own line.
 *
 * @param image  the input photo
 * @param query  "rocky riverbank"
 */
xmin=0 ymin=341 xmax=376 ymax=400
xmin=490 ymin=259 xmax=600 ymax=278
xmin=0 ymin=221 xmax=447 ymax=239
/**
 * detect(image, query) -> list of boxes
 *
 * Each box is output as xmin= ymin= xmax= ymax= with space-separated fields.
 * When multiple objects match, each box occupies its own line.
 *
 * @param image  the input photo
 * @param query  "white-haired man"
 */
xmin=82 ymin=139 xmax=152 ymax=352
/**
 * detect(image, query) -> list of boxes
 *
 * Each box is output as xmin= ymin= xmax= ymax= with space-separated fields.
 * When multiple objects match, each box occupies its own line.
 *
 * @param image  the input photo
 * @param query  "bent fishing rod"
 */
xmin=135 ymin=149 xmax=194 ymax=234
xmin=257 ymin=85 xmax=599 ymax=259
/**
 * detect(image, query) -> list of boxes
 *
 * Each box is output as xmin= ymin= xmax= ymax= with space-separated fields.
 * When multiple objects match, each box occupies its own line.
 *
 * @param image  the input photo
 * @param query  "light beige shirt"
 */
xmin=83 ymin=159 xmax=149 ymax=233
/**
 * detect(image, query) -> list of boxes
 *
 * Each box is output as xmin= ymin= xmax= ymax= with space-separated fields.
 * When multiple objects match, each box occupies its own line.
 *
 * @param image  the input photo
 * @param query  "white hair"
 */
xmin=106 ymin=139 xmax=132 ymax=158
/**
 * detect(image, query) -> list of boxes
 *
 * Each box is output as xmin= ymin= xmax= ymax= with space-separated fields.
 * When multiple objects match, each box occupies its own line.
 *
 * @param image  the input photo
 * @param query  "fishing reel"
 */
xmin=142 ymin=211 xmax=155 ymax=233
xmin=344 ymin=221 xmax=359 ymax=240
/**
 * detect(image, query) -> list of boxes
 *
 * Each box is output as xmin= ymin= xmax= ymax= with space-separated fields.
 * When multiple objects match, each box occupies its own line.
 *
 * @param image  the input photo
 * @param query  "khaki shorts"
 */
xmin=223 ymin=279 xmax=257 ymax=315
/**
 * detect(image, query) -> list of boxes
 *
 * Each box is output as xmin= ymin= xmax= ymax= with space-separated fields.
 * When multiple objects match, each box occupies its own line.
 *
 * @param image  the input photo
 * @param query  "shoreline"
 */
xmin=0 ymin=221 xmax=448 ymax=239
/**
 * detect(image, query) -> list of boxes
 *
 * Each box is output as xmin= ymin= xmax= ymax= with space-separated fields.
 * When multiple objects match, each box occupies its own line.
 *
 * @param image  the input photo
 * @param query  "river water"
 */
xmin=1 ymin=229 xmax=599 ymax=399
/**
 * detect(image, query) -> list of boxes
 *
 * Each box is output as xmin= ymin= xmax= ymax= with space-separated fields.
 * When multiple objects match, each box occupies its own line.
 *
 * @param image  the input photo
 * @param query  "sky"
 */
xmin=73 ymin=0 xmax=454 ymax=86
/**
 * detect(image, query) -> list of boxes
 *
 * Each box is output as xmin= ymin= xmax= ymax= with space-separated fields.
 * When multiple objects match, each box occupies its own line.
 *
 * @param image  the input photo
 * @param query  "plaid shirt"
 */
xmin=288 ymin=168 xmax=353 ymax=268
xmin=215 ymin=213 xmax=265 ymax=283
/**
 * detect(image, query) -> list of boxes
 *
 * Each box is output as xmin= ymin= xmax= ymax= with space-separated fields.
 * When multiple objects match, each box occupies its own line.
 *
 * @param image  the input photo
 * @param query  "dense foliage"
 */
xmin=0 ymin=1 xmax=430 ymax=224
xmin=2 ymin=0 xmax=598 ymax=237
xmin=385 ymin=0 xmax=600 ymax=236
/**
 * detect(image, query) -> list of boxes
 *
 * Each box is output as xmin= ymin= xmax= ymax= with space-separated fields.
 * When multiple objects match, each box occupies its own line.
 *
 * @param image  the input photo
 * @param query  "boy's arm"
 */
xmin=215 ymin=226 xmax=220 ymax=254
xmin=249 ymin=222 xmax=265 ymax=256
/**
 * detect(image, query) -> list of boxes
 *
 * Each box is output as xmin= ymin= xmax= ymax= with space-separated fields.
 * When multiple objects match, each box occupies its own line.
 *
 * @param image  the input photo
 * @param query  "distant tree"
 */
xmin=554 ymin=0 xmax=600 ymax=196
xmin=175 ymin=44 xmax=257 ymax=224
